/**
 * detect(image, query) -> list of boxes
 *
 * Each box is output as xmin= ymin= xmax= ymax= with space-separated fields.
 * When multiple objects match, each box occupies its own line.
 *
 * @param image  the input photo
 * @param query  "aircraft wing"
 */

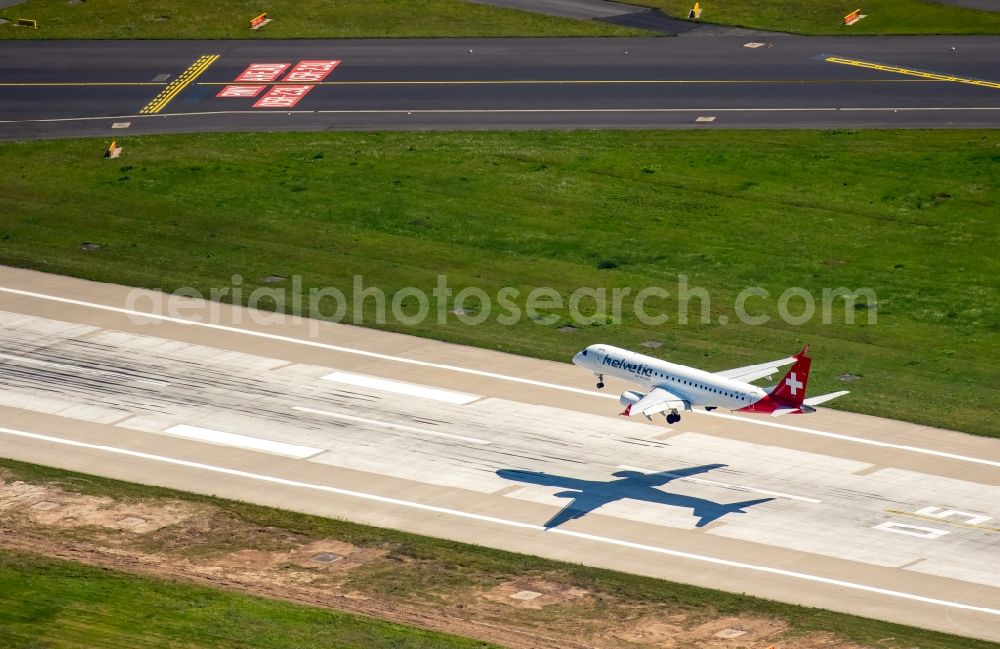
xmin=632 ymin=464 xmax=727 ymax=486
xmin=495 ymin=469 xmax=593 ymax=492
xmin=803 ymin=390 xmax=849 ymax=406
xmin=714 ymin=355 xmax=797 ymax=383
xmin=629 ymin=386 xmax=689 ymax=417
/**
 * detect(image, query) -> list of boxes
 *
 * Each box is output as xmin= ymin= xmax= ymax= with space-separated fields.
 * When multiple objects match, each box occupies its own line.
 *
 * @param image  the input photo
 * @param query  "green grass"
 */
xmin=640 ymin=0 xmax=1000 ymax=34
xmin=3 ymin=458 xmax=999 ymax=649
xmin=0 ymin=549 xmax=498 ymax=649
xmin=1 ymin=130 xmax=998 ymax=436
xmin=0 ymin=0 xmax=644 ymax=39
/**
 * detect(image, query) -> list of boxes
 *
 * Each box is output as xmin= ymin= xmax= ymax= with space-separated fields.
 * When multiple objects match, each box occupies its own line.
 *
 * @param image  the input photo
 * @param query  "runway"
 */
xmin=1 ymin=35 xmax=999 ymax=139
xmin=0 ymin=265 xmax=997 ymax=641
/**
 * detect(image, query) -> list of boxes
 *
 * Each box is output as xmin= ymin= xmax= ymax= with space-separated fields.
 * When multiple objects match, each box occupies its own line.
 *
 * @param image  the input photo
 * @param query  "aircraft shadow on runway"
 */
xmin=496 ymin=464 xmax=774 ymax=530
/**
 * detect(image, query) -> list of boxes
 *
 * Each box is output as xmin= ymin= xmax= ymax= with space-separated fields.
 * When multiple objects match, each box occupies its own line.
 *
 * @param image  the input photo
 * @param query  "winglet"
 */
xmin=619 ymin=404 xmax=632 ymax=417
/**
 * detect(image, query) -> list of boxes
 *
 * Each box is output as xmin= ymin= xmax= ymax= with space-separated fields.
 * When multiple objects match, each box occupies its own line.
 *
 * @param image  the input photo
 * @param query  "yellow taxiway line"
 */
xmin=196 ymin=78 xmax=935 ymax=86
xmin=0 ymin=79 xmax=941 ymax=88
xmin=139 ymin=54 xmax=219 ymax=115
xmin=826 ymin=56 xmax=1000 ymax=90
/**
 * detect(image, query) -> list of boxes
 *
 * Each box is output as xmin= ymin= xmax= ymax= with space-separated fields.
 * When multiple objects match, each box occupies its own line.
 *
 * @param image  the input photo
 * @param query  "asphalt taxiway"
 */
xmin=1 ymin=35 xmax=999 ymax=139
xmin=0 ymin=266 xmax=997 ymax=641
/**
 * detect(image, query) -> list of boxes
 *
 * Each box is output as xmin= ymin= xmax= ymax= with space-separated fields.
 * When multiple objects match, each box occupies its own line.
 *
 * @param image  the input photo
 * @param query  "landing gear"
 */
xmin=665 ymin=411 xmax=681 ymax=425
xmin=596 ymin=373 xmax=605 ymax=389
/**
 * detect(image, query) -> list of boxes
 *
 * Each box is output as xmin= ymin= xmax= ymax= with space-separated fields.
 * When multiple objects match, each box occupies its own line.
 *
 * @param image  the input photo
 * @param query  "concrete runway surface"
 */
xmin=0 ymin=266 xmax=997 ymax=640
xmin=1 ymin=35 xmax=999 ymax=139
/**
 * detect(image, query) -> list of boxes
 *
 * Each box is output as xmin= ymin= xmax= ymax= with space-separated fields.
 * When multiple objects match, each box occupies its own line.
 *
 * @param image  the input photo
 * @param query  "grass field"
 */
xmin=641 ymin=0 xmax=1000 ymax=35
xmin=2 ymin=457 xmax=997 ymax=649
xmin=0 ymin=549 xmax=498 ymax=649
xmin=0 ymin=130 xmax=997 ymax=436
xmin=0 ymin=0 xmax=643 ymax=39
xmin=1 ymin=0 xmax=998 ymax=37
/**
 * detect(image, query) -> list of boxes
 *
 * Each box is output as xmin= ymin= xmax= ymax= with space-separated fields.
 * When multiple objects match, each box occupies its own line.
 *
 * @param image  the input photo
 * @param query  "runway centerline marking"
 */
xmin=825 ymin=56 xmax=1000 ymax=90
xmin=139 ymin=54 xmax=220 ymax=115
xmin=321 ymin=371 xmax=481 ymax=404
xmin=0 ymin=286 xmax=997 ymax=469
xmin=292 ymin=406 xmax=490 ymax=444
xmin=0 ymin=424 xmax=997 ymax=617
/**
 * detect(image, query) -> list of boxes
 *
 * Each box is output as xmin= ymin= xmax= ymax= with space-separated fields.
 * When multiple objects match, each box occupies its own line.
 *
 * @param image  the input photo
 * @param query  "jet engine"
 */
xmin=620 ymin=390 xmax=644 ymax=407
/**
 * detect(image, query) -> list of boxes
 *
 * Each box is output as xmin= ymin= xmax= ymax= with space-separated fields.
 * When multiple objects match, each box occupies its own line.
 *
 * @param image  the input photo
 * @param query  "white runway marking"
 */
xmin=617 ymin=465 xmax=822 ymax=503
xmin=163 ymin=424 xmax=324 ymax=459
xmin=1 ymin=425 xmax=998 ymax=617
xmin=291 ymin=405 xmax=490 ymax=444
xmin=1 ymin=286 xmax=997 ymax=468
xmin=874 ymin=521 xmax=950 ymax=540
xmin=321 ymin=371 xmax=480 ymax=404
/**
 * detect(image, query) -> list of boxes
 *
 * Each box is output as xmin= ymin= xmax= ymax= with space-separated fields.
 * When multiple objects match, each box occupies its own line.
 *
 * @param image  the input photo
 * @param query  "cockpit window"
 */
xmin=581 ymin=350 xmax=588 ymax=356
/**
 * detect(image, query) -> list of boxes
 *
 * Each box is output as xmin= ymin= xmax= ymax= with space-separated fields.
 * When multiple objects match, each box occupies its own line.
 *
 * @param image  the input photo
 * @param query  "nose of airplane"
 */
xmin=571 ymin=351 xmax=585 ymax=366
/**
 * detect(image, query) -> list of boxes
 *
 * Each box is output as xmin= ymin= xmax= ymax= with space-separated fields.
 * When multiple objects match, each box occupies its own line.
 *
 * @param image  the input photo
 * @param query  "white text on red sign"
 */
xmin=216 ymin=85 xmax=267 ymax=98
xmin=253 ymin=85 xmax=316 ymax=108
xmin=283 ymin=60 xmax=341 ymax=83
xmin=235 ymin=63 xmax=291 ymax=83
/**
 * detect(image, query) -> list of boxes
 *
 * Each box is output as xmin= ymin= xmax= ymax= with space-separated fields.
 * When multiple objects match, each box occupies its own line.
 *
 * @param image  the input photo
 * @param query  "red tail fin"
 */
xmin=768 ymin=346 xmax=811 ymax=405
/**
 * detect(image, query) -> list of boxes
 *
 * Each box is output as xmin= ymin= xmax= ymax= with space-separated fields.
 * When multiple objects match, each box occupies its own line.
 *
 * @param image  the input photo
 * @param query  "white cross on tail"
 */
xmin=785 ymin=372 xmax=803 ymax=395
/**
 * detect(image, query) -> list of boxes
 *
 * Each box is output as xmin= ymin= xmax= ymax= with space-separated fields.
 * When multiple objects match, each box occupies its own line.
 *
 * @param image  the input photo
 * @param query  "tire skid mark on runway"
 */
xmin=291 ymin=405 xmax=490 ymax=445
xmin=1 ymin=424 xmax=998 ymax=617
xmin=1 ymin=287 xmax=997 ymax=469
xmin=617 ymin=464 xmax=823 ymax=503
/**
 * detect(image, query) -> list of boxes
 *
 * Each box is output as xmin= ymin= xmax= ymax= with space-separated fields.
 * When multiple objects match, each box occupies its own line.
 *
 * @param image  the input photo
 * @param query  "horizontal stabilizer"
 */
xmin=803 ymin=390 xmax=850 ymax=406
xmin=715 ymin=356 xmax=796 ymax=382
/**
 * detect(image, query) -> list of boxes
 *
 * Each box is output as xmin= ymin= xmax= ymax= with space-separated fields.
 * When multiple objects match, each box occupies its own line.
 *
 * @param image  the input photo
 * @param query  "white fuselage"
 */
xmin=572 ymin=344 xmax=768 ymax=410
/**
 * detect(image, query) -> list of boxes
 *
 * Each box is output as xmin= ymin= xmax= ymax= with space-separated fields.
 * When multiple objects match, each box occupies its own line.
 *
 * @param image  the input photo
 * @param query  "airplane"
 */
xmin=496 ymin=464 xmax=773 ymax=529
xmin=572 ymin=344 xmax=847 ymax=424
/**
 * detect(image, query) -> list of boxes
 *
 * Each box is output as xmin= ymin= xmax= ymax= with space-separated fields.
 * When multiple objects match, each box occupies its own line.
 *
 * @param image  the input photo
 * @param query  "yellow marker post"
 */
xmin=688 ymin=2 xmax=702 ymax=19
xmin=249 ymin=12 xmax=269 ymax=30
xmin=105 ymin=141 xmax=122 ymax=159
xmin=843 ymin=9 xmax=863 ymax=25
xmin=17 ymin=18 xmax=38 ymax=28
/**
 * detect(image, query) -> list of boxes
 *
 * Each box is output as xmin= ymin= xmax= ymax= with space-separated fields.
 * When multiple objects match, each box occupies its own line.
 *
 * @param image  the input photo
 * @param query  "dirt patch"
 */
xmin=0 ymin=479 xmax=195 ymax=533
xmin=612 ymin=618 xmax=685 ymax=645
xmin=205 ymin=539 xmax=386 ymax=576
xmin=0 ymin=475 xmax=883 ymax=649
xmin=480 ymin=579 xmax=591 ymax=610
xmin=681 ymin=616 xmax=788 ymax=646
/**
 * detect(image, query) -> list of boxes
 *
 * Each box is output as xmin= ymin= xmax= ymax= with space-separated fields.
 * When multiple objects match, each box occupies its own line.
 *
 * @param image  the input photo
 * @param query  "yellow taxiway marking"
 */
xmin=139 ymin=54 xmax=219 ymax=115
xmin=826 ymin=56 xmax=1000 ymax=90
xmin=0 ymin=79 xmax=938 ymax=88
